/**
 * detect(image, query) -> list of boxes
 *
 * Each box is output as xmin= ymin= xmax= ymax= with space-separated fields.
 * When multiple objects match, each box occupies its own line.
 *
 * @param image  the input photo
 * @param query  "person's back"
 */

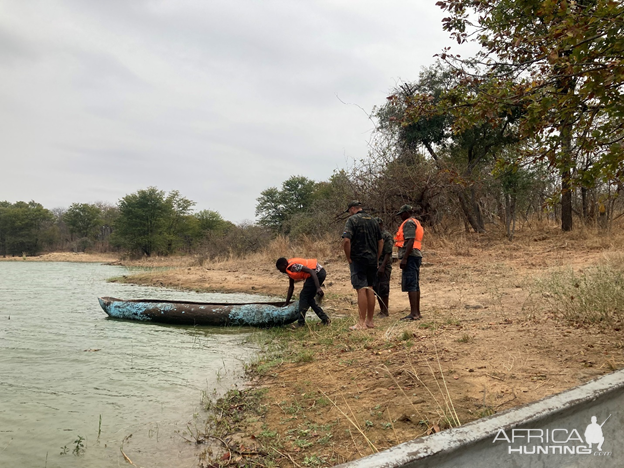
xmin=342 ymin=201 xmax=383 ymax=330
xmin=343 ymin=210 xmax=381 ymax=266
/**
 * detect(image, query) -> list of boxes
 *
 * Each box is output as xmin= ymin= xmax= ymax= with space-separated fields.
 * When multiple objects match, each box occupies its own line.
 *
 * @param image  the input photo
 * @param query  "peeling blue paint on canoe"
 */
xmin=97 ymin=297 xmax=300 ymax=327
xmin=101 ymin=299 xmax=177 ymax=321
xmin=227 ymin=303 xmax=298 ymax=326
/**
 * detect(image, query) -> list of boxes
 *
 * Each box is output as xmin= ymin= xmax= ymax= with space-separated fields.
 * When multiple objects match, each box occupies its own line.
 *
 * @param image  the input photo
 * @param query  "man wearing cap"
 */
xmin=373 ymin=217 xmax=394 ymax=317
xmin=342 ymin=201 xmax=383 ymax=330
xmin=395 ymin=204 xmax=424 ymax=320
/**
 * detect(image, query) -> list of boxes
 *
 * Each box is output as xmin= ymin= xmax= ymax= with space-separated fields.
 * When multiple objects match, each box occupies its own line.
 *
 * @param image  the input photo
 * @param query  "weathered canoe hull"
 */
xmin=98 ymin=296 xmax=300 ymax=327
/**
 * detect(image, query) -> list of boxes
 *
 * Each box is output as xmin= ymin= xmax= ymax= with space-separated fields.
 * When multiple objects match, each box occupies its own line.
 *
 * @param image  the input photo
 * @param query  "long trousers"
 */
xmin=298 ymin=268 xmax=329 ymax=325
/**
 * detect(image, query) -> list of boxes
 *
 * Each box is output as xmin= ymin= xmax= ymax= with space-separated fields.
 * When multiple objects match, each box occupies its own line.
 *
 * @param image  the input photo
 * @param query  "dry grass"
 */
xmin=532 ymin=259 xmax=624 ymax=325
xmin=249 ymin=234 xmax=342 ymax=266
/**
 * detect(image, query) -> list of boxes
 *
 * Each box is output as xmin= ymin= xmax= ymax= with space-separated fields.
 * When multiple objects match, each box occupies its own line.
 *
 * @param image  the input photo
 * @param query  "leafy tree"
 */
xmin=493 ymin=153 xmax=545 ymax=240
xmin=0 ymin=201 xmax=54 ymax=256
xmin=436 ymin=0 xmax=624 ymax=230
xmin=162 ymin=190 xmax=196 ymax=254
xmin=112 ymin=187 xmax=192 ymax=256
xmin=378 ymin=64 xmax=520 ymax=232
xmin=49 ymin=208 xmax=69 ymax=250
xmin=0 ymin=201 xmax=10 ymax=256
xmin=94 ymin=202 xmax=119 ymax=252
xmin=195 ymin=210 xmax=232 ymax=234
xmin=255 ymin=176 xmax=318 ymax=232
xmin=196 ymin=222 xmax=272 ymax=261
xmin=64 ymin=203 xmax=102 ymax=240
xmin=255 ymin=187 xmax=282 ymax=230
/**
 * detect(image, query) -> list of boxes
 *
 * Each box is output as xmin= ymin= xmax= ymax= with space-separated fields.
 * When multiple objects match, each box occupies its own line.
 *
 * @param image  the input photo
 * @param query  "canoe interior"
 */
xmin=99 ymin=296 xmax=289 ymax=307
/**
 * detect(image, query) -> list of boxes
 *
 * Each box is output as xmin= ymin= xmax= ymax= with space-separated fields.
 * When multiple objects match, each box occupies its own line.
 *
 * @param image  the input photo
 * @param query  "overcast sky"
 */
xmin=1 ymin=0 xmax=474 ymax=223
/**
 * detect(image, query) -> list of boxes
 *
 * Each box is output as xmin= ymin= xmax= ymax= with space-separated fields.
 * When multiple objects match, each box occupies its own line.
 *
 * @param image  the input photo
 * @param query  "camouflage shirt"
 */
xmin=379 ymin=229 xmax=394 ymax=271
xmin=342 ymin=211 xmax=382 ymax=266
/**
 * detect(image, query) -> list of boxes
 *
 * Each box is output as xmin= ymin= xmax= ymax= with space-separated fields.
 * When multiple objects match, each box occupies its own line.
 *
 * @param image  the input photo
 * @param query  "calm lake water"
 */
xmin=0 ymin=262 xmax=266 ymax=468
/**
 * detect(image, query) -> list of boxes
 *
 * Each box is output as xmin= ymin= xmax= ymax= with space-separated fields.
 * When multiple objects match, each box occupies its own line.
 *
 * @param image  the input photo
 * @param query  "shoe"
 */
xmin=291 ymin=322 xmax=305 ymax=329
xmin=400 ymin=314 xmax=421 ymax=321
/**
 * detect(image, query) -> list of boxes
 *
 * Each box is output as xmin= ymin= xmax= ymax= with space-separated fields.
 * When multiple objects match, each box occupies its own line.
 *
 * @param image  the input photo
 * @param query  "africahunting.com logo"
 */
xmin=493 ymin=415 xmax=612 ymax=456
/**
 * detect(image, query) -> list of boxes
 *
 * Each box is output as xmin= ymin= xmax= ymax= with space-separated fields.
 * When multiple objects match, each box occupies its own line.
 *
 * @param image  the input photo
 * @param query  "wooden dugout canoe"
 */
xmin=97 ymin=296 xmax=300 ymax=327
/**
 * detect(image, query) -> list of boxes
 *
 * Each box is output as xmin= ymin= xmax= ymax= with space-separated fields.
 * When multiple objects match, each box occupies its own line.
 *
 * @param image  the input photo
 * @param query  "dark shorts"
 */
xmin=373 ymin=267 xmax=391 ymax=297
xmin=350 ymin=261 xmax=377 ymax=290
xmin=401 ymin=256 xmax=421 ymax=292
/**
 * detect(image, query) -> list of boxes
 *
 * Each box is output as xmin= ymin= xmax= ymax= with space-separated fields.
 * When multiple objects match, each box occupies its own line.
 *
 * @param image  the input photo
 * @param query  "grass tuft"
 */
xmin=535 ymin=261 xmax=624 ymax=325
xmin=457 ymin=334 xmax=473 ymax=343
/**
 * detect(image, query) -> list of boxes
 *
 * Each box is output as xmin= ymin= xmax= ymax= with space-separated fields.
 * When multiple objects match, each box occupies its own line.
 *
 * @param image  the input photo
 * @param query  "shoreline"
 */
xmin=0 ymin=252 xmax=121 ymax=263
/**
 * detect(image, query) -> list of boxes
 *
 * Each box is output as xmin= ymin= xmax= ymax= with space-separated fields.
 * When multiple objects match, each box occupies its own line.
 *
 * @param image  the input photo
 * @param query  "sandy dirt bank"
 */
xmin=100 ymin=227 xmax=624 ymax=466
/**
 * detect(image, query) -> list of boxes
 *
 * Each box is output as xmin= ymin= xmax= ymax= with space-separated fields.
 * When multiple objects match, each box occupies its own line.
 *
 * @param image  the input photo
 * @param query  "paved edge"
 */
xmin=335 ymin=369 xmax=624 ymax=467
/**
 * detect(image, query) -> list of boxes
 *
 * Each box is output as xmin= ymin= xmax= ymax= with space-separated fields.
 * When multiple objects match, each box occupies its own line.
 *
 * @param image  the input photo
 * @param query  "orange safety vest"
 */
xmin=394 ymin=218 xmax=423 ymax=250
xmin=286 ymin=258 xmax=318 ymax=282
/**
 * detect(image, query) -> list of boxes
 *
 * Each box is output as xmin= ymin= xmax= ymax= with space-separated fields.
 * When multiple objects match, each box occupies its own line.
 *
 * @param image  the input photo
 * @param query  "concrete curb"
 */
xmin=335 ymin=369 xmax=624 ymax=467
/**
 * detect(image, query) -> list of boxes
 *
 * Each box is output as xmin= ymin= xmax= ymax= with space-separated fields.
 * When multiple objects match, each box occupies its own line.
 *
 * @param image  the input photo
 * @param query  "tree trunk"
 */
xmin=471 ymin=187 xmax=485 ymax=231
xmin=497 ymin=194 xmax=506 ymax=226
xmin=504 ymin=193 xmax=510 ymax=237
xmin=505 ymin=193 xmax=517 ymax=241
xmin=458 ymin=190 xmax=486 ymax=233
xmin=561 ymin=168 xmax=573 ymax=231
xmin=557 ymin=60 xmax=576 ymax=232
xmin=560 ymin=123 xmax=574 ymax=232
xmin=581 ymin=186 xmax=588 ymax=224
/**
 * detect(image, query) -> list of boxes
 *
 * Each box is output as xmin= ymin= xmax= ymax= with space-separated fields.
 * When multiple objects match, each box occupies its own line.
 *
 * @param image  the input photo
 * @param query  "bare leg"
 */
xmin=349 ymin=289 xmax=369 ymax=330
xmin=365 ymin=288 xmax=375 ymax=328
xmin=408 ymin=290 xmax=421 ymax=319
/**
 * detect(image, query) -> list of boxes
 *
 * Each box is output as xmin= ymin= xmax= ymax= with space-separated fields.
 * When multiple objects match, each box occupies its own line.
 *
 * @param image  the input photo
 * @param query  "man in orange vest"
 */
xmin=275 ymin=257 xmax=330 ymax=328
xmin=394 ymin=204 xmax=424 ymax=321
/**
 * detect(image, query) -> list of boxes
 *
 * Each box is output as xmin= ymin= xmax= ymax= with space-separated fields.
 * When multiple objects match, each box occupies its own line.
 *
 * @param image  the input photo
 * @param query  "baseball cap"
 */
xmin=344 ymin=200 xmax=362 ymax=212
xmin=395 ymin=204 xmax=413 ymax=215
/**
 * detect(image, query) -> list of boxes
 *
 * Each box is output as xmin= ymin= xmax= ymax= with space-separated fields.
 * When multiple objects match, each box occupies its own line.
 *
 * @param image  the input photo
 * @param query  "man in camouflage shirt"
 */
xmin=341 ymin=201 xmax=383 ymax=330
xmin=373 ymin=217 xmax=394 ymax=317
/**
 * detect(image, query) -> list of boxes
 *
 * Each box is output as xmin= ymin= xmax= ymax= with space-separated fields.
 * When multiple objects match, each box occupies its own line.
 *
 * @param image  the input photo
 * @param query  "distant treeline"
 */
xmin=2 ymin=161 xmax=621 ymax=260
xmin=0 ymin=188 xmax=270 ymax=259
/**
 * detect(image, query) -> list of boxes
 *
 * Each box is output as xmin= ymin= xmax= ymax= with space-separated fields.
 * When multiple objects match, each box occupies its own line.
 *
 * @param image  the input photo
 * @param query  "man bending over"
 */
xmin=276 ymin=257 xmax=330 ymax=328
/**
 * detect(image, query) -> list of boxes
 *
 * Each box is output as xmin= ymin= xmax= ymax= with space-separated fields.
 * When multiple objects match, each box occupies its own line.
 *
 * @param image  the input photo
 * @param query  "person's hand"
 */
xmin=400 ymin=258 xmax=407 ymax=270
xmin=347 ymin=258 xmax=352 ymax=264
xmin=377 ymin=265 xmax=385 ymax=276
xmin=316 ymin=288 xmax=324 ymax=298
